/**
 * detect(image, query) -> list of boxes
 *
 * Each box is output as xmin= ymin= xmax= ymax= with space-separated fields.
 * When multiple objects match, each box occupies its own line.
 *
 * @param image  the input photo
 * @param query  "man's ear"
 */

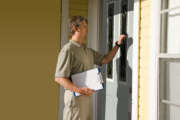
xmin=73 ymin=26 xmax=80 ymax=32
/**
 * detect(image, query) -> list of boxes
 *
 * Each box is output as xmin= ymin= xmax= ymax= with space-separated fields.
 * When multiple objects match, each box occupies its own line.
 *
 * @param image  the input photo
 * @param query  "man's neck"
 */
xmin=71 ymin=36 xmax=84 ymax=45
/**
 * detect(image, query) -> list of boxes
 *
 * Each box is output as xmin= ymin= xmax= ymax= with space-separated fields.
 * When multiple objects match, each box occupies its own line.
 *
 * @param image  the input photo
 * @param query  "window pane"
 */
xmin=159 ymin=59 xmax=180 ymax=120
xmin=119 ymin=0 xmax=128 ymax=82
xmin=160 ymin=0 xmax=180 ymax=53
xmin=107 ymin=3 xmax=114 ymax=79
xmin=160 ymin=104 xmax=180 ymax=120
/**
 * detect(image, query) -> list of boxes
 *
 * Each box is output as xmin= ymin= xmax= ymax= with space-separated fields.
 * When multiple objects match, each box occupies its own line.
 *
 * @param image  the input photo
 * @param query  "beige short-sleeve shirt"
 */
xmin=55 ymin=40 xmax=104 ymax=78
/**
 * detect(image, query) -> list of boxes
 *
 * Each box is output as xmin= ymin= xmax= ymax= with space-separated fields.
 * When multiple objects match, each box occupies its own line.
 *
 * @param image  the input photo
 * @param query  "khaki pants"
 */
xmin=63 ymin=90 xmax=93 ymax=120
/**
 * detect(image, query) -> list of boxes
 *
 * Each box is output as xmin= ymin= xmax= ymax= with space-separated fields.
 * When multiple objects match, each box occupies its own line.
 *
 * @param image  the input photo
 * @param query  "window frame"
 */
xmin=150 ymin=0 xmax=180 ymax=120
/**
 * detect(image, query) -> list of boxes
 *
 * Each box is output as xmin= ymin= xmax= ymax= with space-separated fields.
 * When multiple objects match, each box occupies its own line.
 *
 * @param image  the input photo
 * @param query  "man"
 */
xmin=55 ymin=16 xmax=126 ymax=120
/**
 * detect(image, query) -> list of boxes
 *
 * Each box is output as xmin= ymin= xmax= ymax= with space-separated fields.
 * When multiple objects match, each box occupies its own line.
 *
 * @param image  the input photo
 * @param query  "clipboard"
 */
xmin=71 ymin=67 xmax=104 ymax=96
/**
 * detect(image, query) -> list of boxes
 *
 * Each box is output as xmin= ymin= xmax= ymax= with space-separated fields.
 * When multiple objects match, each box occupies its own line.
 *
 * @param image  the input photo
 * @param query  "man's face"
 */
xmin=78 ymin=21 xmax=88 ymax=38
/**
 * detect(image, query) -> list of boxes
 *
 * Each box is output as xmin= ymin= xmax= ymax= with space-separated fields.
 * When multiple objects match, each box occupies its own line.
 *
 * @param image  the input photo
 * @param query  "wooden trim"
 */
xmin=149 ymin=0 xmax=161 ymax=120
xmin=88 ymin=0 xmax=100 ymax=50
xmin=88 ymin=0 xmax=101 ymax=120
xmin=60 ymin=0 xmax=69 ymax=47
xmin=132 ymin=0 xmax=140 ymax=120
xmin=160 ymin=5 xmax=180 ymax=14
xmin=59 ymin=0 xmax=69 ymax=120
xmin=137 ymin=0 xmax=141 ymax=119
xmin=158 ymin=54 xmax=180 ymax=59
xmin=161 ymin=99 xmax=180 ymax=107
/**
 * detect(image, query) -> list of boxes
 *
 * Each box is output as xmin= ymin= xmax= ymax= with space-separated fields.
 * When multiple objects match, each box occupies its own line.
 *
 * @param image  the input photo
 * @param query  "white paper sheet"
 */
xmin=71 ymin=68 xmax=104 ymax=96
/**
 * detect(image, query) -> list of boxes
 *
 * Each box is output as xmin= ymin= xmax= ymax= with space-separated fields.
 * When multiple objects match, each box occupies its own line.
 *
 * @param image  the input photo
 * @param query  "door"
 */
xmin=101 ymin=0 xmax=134 ymax=120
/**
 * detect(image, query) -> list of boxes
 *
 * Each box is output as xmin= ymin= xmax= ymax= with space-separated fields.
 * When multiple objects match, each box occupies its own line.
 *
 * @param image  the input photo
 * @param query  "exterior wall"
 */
xmin=0 ymin=0 xmax=61 ymax=120
xmin=139 ymin=0 xmax=151 ymax=120
xmin=69 ymin=0 xmax=89 ymax=44
xmin=69 ymin=0 xmax=88 ymax=18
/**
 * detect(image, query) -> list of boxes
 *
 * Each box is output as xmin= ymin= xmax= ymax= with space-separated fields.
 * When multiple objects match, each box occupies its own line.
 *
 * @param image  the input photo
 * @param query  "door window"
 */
xmin=107 ymin=2 xmax=114 ymax=79
xmin=119 ymin=0 xmax=128 ymax=82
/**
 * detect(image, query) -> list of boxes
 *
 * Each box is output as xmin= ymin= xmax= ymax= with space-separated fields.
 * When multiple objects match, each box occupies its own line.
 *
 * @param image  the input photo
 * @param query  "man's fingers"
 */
xmin=87 ymin=88 xmax=94 ymax=94
xmin=120 ymin=34 xmax=126 ymax=39
xmin=79 ymin=88 xmax=94 ymax=96
xmin=117 ymin=34 xmax=126 ymax=44
xmin=84 ymin=88 xmax=94 ymax=96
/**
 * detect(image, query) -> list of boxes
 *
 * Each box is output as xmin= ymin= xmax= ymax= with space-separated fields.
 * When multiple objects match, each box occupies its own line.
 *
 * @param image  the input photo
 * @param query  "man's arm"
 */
xmin=55 ymin=77 xmax=94 ymax=96
xmin=101 ymin=45 xmax=119 ymax=64
xmin=101 ymin=34 xmax=126 ymax=64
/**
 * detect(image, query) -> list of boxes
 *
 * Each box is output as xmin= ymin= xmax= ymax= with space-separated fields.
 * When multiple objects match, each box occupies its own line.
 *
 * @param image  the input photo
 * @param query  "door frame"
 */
xmin=88 ymin=0 xmax=140 ymax=120
xmin=58 ymin=0 xmax=69 ymax=120
xmin=149 ymin=0 xmax=161 ymax=120
xmin=132 ymin=0 xmax=140 ymax=120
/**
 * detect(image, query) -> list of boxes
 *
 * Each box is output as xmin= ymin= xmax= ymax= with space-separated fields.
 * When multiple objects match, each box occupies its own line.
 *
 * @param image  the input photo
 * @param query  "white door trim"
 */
xmin=59 ymin=0 xmax=69 ymax=120
xmin=132 ymin=0 xmax=140 ymax=120
xmin=149 ymin=0 xmax=161 ymax=120
xmin=88 ymin=0 xmax=102 ymax=120
xmin=60 ymin=0 xmax=69 ymax=47
xmin=88 ymin=0 xmax=101 ymax=51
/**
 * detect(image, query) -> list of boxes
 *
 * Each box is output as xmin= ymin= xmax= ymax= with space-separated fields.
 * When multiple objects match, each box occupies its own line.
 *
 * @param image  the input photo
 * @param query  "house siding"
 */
xmin=69 ymin=0 xmax=88 ymax=18
xmin=139 ymin=0 xmax=151 ymax=120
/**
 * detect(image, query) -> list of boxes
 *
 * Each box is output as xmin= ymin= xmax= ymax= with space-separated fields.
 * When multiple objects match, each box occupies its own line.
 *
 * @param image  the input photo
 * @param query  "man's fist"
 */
xmin=117 ymin=34 xmax=126 ymax=45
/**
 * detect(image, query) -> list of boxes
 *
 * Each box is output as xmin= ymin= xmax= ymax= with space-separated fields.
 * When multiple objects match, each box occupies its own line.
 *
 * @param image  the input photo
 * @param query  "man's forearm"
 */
xmin=55 ymin=77 xmax=79 ymax=92
xmin=101 ymin=45 xmax=119 ymax=64
xmin=101 ymin=34 xmax=126 ymax=65
xmin=55 ymin=77 xmax=94 ymax=96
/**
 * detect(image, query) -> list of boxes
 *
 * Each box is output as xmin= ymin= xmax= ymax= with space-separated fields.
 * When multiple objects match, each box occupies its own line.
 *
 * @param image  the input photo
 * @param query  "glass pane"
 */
xmin=119 ymin=0 xmax=128 ymax=82
xmin=160 ymin=104 xmax=180 ymax=120
xmin=159 ymin=59 xmax=180 ymax=120
xmin=107 ymin=3 xmax=114 ymax=79
xmin=160 ymin=0 xmax=180 ymax=53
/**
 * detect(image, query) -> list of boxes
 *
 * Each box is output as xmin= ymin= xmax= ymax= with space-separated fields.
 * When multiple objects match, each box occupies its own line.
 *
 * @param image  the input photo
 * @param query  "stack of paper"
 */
xmin=71 ymin=68 xmax=104 ymax=96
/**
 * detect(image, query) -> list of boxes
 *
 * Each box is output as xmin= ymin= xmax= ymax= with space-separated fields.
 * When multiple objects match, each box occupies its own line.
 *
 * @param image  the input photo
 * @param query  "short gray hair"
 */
xmin=69 ymin=16 xmax=88 ymax=36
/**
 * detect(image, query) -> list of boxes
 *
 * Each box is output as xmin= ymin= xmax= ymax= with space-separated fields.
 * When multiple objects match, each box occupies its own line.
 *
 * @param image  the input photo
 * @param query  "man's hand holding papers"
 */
xmin=76 ymin=87 xmax=94 ymax=96
xmin=71 ymin=68 xmax=104 ymax=96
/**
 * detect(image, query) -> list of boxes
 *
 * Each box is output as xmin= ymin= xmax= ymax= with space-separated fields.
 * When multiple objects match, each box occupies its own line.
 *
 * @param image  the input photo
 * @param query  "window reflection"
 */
xmin=119 ymin=1 xmax=127 ymax=82
xmin=107 ymin=3 xmax=114 ymax=79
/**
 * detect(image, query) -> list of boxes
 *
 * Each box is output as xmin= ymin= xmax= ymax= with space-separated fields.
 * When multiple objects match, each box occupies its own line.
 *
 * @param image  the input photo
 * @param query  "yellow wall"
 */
xmin=69 ymin=0 xmax=89 ymax=44
xmin=0 ymin=0 xmax=61 ymax=120
xmin=69 ymin=0 xmax=88 ymax=18
xmin=139 ymin=0 xmax=150 ymax=120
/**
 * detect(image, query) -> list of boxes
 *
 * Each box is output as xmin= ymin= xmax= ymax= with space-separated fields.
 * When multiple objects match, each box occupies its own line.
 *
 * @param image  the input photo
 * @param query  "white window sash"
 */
xmin=161 ymin=99 xmax=180 ymax=108
xmin=158 ymin=54 xmax=180 ymax=59
xmin=160 ymin=5 xmax=180 ymax=14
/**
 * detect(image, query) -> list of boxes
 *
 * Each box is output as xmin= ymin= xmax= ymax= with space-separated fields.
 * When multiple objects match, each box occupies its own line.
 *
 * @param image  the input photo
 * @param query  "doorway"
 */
xmin=101 ymin=0 xmax=134 ymax=119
